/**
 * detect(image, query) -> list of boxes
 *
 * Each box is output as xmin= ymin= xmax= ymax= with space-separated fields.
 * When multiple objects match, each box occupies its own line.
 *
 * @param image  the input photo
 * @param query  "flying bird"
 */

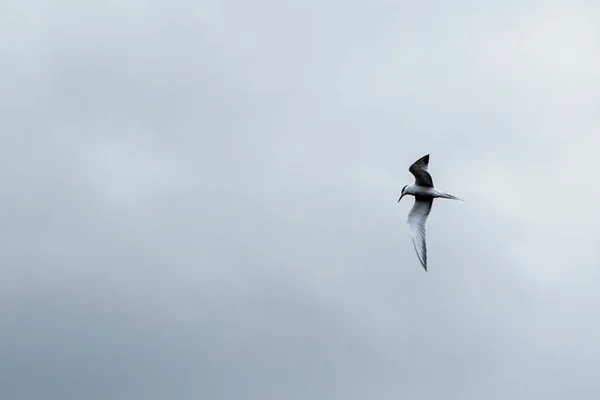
xmin=397 ymin=154 xmax=462 ymax=271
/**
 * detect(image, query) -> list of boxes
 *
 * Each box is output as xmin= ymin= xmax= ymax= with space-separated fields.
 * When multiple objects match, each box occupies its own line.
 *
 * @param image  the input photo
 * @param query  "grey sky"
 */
xmin=1 ymin=1 xmax=600 ymax=399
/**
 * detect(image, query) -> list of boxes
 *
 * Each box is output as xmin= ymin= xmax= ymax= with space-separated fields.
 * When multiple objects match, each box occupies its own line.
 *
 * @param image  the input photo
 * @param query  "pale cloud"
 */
xmin=1 ymin=1 xmax=600 ymax=399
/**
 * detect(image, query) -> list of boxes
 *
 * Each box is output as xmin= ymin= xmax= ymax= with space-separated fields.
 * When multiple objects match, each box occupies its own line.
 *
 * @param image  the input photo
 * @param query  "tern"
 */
xmin=397 ymin=154 xmax=461 ymax=271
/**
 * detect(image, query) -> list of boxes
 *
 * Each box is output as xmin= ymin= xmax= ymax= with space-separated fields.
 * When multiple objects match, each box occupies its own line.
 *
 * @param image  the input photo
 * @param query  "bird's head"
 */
xmin=398 ymin=185 xmax=408 ymax=202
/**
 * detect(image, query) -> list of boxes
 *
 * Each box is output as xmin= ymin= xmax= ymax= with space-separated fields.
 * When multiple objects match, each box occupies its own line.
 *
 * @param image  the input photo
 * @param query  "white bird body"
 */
xmin=398 ymin=155 xmax=461 ymax=271
xmin=401 ymin=184 xmax=459 ymax=200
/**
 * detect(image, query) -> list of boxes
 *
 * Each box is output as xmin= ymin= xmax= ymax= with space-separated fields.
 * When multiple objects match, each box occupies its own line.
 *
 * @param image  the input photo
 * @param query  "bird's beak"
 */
xmin=397 ymin=194 xmax=404 ymax=203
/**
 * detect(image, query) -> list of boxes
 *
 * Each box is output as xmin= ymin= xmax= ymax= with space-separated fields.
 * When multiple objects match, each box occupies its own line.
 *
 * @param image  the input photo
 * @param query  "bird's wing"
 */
xmin=409 ymin=154 xmax=434 ymax=187
xmin=407 ymin=196 xmax=433 ymax=271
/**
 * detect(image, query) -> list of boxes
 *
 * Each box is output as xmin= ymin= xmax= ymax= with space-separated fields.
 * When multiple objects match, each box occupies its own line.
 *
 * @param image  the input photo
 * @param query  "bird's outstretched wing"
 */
xmin=409 ymin=154 xmax=433 ymax=187
xmin=407 ymin=196 xmax=433 ymax=271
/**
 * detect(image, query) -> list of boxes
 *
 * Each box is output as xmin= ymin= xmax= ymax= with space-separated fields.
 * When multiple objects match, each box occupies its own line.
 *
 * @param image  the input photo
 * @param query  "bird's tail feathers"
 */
xmin=435 ymin=190 xmax=463 ymax=201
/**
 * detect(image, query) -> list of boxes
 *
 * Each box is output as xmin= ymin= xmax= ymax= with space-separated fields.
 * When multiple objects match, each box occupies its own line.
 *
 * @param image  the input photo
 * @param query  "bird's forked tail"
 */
xmin=435 ymin=190 xmax=463 ymax=200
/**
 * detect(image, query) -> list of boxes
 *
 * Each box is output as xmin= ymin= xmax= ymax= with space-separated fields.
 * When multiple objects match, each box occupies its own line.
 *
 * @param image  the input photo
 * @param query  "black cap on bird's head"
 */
xmin=398 ymin=185 xmax=408 ymax=203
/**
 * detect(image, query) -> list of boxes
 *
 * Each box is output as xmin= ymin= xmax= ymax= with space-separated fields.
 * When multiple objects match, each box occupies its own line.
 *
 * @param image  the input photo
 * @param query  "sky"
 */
xmin=1 ymin=1 xmax=600 ymax=399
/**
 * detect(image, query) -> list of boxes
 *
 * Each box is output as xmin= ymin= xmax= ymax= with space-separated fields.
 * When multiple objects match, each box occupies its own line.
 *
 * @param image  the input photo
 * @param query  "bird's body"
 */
xmin=401 ymin=184 xmax=460 ymax=199
xmin=397 ymin=154 xmax=461 ymax=271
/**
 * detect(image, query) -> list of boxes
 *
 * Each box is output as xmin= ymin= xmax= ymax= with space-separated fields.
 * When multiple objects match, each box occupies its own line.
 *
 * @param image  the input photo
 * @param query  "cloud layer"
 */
xmin=1 ymin=1 xmax=599 ymax=399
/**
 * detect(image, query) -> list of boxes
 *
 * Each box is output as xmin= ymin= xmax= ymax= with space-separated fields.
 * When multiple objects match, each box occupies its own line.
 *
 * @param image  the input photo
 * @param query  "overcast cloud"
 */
xmin=1 ymin=1 xmax=600 ymax=399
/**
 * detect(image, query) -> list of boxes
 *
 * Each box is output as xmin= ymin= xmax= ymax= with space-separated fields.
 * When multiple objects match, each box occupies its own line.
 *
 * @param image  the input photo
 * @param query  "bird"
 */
xmin=397 ymin=154 xmax=462 ymax=271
